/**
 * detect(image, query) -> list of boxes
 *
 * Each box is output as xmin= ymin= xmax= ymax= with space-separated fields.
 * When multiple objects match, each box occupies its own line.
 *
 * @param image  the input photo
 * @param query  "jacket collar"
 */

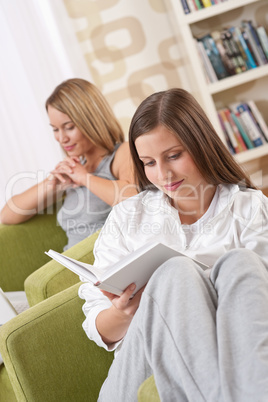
xmin=141 ymin=184 xmax=240 ymax=218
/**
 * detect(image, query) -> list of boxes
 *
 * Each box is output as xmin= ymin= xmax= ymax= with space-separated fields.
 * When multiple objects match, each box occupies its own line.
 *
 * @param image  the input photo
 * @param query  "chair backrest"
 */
xmin=0 ymin=211 xmax=67 ymax=292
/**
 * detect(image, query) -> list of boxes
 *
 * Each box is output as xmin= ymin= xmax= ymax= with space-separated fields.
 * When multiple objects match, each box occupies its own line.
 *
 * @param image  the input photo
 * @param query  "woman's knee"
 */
xmin=210 ymin=248 xmax=267 ymax=286
xmin=145 ymin=256 xmax=201 ymax=294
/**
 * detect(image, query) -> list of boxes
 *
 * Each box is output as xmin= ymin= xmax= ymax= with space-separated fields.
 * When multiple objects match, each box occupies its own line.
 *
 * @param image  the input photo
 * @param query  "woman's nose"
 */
xmin=157 ymin=164 xmax=172 ymax=181
xmin=58 ymin=130 xmax=68 ymax=144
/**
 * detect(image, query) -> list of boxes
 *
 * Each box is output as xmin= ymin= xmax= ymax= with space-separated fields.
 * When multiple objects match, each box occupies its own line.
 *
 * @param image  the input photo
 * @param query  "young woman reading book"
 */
xmin=79 ymin=88 xmax=268 ymax=401
xmin=1 ymin=79 xmax=137 ymax=250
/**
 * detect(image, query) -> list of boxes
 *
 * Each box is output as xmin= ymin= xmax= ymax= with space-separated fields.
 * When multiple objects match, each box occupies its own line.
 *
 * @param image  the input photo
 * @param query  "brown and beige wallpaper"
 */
xmin=63 ymin=0 xmax=189 ymax=135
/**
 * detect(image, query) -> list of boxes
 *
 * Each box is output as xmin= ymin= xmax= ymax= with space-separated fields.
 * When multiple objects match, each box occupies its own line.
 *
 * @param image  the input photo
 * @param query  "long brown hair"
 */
xmin=129 ymin=88 xmax=256 ymax=191
xmin=46 ymin=78 xmax=124 ymax=153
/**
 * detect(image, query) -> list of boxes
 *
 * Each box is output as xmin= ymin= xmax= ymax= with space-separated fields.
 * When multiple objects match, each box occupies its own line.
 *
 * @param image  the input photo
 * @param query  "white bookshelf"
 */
xmin=165 ymin=0 xmax=268 ymax=165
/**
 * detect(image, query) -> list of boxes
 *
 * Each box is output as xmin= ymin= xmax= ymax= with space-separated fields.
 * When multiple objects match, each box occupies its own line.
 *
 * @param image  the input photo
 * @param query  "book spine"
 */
xmin=236 ymin=103 xmax=263 ymax=147
xmin=241 ymin=28 xmax=259 ymax=66
xmin=257 ymin=26 xmax=268 ymax=60
xmin=247 ymin=100 xmax=268 ymax=142
xmin=180 ymin=0 xmax=191 ymax=14
xmin=194 ymin=0 xmax=203 ymax=9
xmin=230 ymin=112 xmax=254 ymax=149
xmin=202 ymin=0 xmax=212 ymax=7
xmin=199 ymin=34 xmax=229 ymax=80
xmin=224 ymin=109 xmax=247 ymax=151
xmin=217 ymin=112 xmax=235 ymax=154
xmin=227 ymin=28 xmax=248 ymax=72
xmin=218 ymin=109 xmax=240 ymax=153
xmin=211 ymin=30 xmax=235 ymax=76
xmin=242 ymin=21 xmax=268 ymax=65
xmin=220 ymin=30 xmax=242 ymax=75
xmin=196 ymin=40 xmax=218 ymax=83
xmin=187 ymin=0 xmax=198 ymax=12
xmin=229 ymin=27 xmax=250 ymax=71
xmin=233 ymin=26 xmax=257 ymax=69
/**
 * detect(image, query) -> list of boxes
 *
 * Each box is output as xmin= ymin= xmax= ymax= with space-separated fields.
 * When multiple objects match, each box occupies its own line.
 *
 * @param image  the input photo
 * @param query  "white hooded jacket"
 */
xmin=79 ymin=184 xmax=268 ymax=352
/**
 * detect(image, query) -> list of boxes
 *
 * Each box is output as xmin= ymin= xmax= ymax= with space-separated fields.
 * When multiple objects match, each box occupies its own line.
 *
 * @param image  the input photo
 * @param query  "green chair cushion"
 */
xmin=0 ymin=283 xmax=114 ymax=401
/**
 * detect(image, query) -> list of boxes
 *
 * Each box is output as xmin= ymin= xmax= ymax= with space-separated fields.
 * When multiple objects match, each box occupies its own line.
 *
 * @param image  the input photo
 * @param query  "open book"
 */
xmin=45 ymin=242 xmax=209 ymax=296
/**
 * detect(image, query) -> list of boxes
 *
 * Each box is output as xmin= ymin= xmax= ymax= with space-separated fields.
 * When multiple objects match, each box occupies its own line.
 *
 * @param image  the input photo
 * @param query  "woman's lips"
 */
xmin=164 ymin=180 xmax=184 ymax=191
xmin=63 ymin=144 xmax=76 ymax=152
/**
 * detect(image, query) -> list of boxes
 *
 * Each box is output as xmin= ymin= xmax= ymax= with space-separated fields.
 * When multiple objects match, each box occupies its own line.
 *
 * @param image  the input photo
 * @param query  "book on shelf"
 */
xmin=247 ymin=100 xmax=268 ymax=142
xmin=218 ymin=109 xmax=240 ymax=154
xmin=193 ymin=0 xmax=203 ymax=10
xmin=230 ymin=103 xmax=264 ymax=148
xmin=257 ymin=26 xmax=268 ymax=60
xmin=180 ymin=0 xmax=191 ymax=14
xmin=211 ymin=30 xmax=236 ymax=76
xmin=179 ymin=0 xmax=230 ymax=15
xmin=45 ymin=242 xmax=209 ymax=296
xmin=241 ymin=28 xmax=260 ymax=66
xmin=197 ymin=34 xmax=229 ymax=80
xmin=224 ymin=108 xmax=248 ymax=152
xmin=217 ymin=111 xmax=235 ymax=154
xmin=228 ymin=26 xmax=256 ymax=71
xmin=220 ymin=29 xmax=246 ymax=75
xmin=187 ymin=0 xmax=198 ymax=12
xmin=242 ymin=20 xmax=268 ymax=66
xmin=230 ymin=26 xmax=257 ymax=70
xmin=196 ymin=39 xmax=218 ymax=83
xmin=229 ymin=112 xmax=254 ymax=150
xmin=201 ymin=0 xmax=212 ymax=7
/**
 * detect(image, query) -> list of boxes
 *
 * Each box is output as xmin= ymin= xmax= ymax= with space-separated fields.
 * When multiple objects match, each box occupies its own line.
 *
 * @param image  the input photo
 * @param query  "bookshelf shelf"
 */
xmin=209 ymin=65 xmax=268 ymax=95
xmin=165 ymin=0 xmax=268 ymax=171
xmin=235 ymin=143 xmax=268 ymax=164
xmin=184 ymin=0 xmax=262 ymax=24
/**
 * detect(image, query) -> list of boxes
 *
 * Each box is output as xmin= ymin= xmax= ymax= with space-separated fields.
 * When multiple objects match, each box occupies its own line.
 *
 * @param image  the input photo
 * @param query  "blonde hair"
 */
xmin=129 ymin=88 xmax=256 ymax=191
xmin=46 ymin=78 xmax=124 ymax=153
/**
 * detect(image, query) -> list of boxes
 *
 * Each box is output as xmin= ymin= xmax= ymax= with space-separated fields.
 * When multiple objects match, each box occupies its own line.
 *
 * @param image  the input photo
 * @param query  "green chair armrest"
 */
xmin=0 ymin=211 xmax=67 ymax=291
xmin=138 ymin=375 xmax=160 ymax=402
xmin=0 ymin=364 xmax=17 ymax=402
xmin=0 ymin=283 xmax=114 ymax=402
xmin=25 ymin=230 xmax=100 ymax=306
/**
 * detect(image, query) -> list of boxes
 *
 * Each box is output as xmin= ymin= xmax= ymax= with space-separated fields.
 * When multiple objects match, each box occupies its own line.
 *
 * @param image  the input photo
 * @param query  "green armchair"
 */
xmin=0 ymin=210 xmax=67 ymax=292
xmin=0 ymin=283 xmax=159 ymax=402
xmin=0 ymin=283 xmax=114 ymax=401
xmin=0 ymin=212 xmax=160 ymax=401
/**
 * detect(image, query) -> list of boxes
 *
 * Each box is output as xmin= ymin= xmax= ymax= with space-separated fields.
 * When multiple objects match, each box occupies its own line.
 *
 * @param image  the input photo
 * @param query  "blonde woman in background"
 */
xmin=1 ymin=79 xmax=137 ymax=250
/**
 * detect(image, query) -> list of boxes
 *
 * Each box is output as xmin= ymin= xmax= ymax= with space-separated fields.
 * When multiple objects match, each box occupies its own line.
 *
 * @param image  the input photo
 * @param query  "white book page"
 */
xmin=45 ymin=250 xmax=100 ymax=283
xmin=97 ymin=243 xmax=193 ymax=296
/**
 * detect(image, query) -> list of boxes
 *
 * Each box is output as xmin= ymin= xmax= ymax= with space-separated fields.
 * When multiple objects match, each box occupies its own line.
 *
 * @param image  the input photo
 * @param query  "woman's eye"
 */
xmin=143 ymin=161 xmax=155 ymax=167
xmin=169 ymin=153 xmax=181 ymax=160
xmin=66 ymin=125 xmax=74 ymax=131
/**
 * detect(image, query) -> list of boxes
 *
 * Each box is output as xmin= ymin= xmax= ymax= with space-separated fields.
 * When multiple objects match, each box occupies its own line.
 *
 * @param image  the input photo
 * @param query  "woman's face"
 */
xmin=135 ymin=125 xmax=211 ymax=209
xmin=47 ymin=106 xmax=93 ymax=157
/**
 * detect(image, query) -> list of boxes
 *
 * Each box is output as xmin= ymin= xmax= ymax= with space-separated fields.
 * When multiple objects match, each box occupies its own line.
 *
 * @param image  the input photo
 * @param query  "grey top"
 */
xmin=57 ymin=144 xmax=120 ymax=250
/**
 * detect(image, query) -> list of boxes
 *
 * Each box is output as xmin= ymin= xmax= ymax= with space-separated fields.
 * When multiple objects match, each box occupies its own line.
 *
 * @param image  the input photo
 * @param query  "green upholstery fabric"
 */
xmin=138 ymin=375 xmax=160 ymax=401
xmin=0 ymin=364 xmax=17 ymax=401
xmin=25 ymin=230 xmax=100 ymax=306
xmin=0 ymin=211 xmax=67 ymax=291
xmin=0 ymin=283 xmax=114 ymax=402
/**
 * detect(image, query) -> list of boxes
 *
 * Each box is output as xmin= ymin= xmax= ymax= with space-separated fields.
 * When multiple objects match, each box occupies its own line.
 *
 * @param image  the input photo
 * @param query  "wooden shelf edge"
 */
xmin=234 ymin=143 xmax=268 ymax=164
xmin=209 ymin=65 xmax=268 ymax=95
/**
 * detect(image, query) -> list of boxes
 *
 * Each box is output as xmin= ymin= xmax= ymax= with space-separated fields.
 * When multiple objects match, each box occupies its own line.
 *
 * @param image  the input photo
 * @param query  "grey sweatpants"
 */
xmin=98 ymin=249 xmax=268 ymax=402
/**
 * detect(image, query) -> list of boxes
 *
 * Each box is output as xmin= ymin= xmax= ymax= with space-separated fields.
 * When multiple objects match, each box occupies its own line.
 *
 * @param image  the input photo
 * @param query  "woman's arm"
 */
xmin=96 ymin=284 xmax=144 ymax=346
xmin=0 ymin=178 xmax=56 ymax=224
xmin=0 ymin=171 xmax=74 ymax=225
xmin=51 ymin=143 xmax=138 ymax=207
